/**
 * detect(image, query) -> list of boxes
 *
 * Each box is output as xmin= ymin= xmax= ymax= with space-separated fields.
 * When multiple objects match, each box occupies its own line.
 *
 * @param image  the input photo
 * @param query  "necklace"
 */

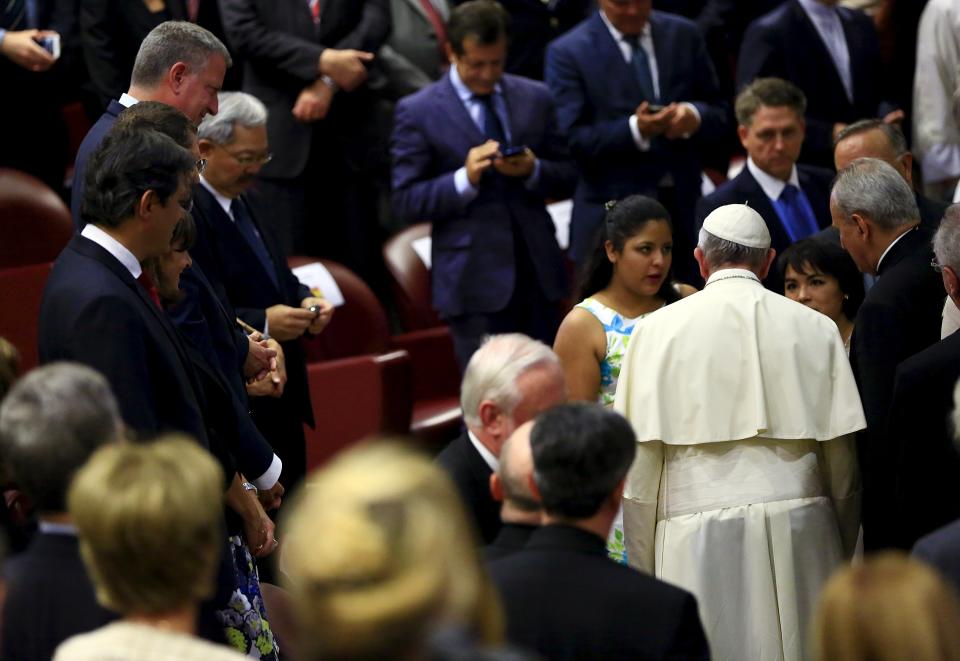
xmin=705 ymin=273 xmax=760 ymax=286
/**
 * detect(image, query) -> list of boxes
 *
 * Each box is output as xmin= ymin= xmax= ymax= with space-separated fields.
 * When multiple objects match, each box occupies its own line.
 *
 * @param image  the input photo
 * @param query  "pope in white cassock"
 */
xmin=614 ymin=204 xmax=867 ymax=661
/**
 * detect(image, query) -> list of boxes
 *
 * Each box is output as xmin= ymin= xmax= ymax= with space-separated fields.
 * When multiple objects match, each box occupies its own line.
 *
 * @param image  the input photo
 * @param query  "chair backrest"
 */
xmin=0 ymin=262 xmax=52 ymax=373
xmin=289 ymin=257 xmax=391 ymax=362
xmin=382 ymin=223 xmax=442 ymax=331
xmin=0 ymin=169 xmax=72 ymax=269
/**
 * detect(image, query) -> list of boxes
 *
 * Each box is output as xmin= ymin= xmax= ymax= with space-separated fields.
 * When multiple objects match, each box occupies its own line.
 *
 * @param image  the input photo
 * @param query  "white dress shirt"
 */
xmin=746 ymin=157 xmax=800 ymax=201
xmin=797 ymin=0 xmax=854 ymax=103
xmin=467 ymin=429 xmax=499 ymax=472
xmin=80 ymin=224 xmax=142 ymax=278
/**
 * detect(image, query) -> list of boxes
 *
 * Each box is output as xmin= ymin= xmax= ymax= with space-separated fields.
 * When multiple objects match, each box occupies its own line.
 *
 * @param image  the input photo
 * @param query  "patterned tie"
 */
xmin=474 ymin=94 xmax=507 ymax=143
xmin=231 ymin=198 xmax=279 ymax=289
xmin=137 ymin=272 xmax=162 ymax=310
xmin=308 ymin=0 xmax=320 ymax=25
xmin=776 ymin=184 xmax=820 ymax=243
xmin=623 ymin=34 xmax=657 ymax=103
xmin=0 ymin=0 xmax=26 ymax=29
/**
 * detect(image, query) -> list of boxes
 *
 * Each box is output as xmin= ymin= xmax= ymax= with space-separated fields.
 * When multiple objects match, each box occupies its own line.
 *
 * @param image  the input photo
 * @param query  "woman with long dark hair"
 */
xmin=554 ymin=195 xmax=694 ymax=407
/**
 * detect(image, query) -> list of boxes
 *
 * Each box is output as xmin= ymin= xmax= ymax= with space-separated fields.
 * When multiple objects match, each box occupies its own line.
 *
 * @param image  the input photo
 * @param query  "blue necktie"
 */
xmin=776 ymin=184 xmax=820 ymax=243
xmin=474 ymin=94 xmax=507 ymax=143
xmin=231 ymin=198 xmax=279 ymax=290
xmin=624 ymin=35 xmax=657 ymax=103
xmin=1 ymin=0 xmax=26 ymax=29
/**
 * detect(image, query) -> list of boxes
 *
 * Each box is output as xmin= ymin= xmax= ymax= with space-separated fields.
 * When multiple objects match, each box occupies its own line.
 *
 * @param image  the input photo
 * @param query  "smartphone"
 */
xmin=644 ymin=103 xmax=665 ymax=113
xmin=500 ymin=145 xmax=527 ymax=158
xmin=37 ymin=34 xmax=60 ymax=59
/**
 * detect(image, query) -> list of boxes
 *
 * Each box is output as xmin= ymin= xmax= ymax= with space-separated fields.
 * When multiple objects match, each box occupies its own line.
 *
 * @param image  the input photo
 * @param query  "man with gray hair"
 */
xmin=0 ymin=363 xmax=122 ymax=661
xmin=615 ymin=204 xmax=865 ymax=661
xmin=831 ymin=156 xmax=945 ymax=549
xmin=436 ymin=333 xmax=566 ymax=544
xmin=72 ymin=20 xmax=231 ymax=229
xmin=884 ymin=204 xmax=960 ymax=550
xmin=191 ymin=91 xmax=334 ymax=490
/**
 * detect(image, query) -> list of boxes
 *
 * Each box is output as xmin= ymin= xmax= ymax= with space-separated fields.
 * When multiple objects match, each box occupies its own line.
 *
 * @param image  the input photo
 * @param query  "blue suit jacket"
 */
xmin=71 ymin=100 xmax=124 ymax=231
xmin=695 ymin=163 xmax=834 ymax=290
xmin=737 ymin=0 xmax=895 ymax=166
xmin=38 ymin=235 xmax=211 ymax=448
xmin=545 ymin=11 xmax=729 ymax=263
xmin=391 ymin=73 xmax=574 ymax=317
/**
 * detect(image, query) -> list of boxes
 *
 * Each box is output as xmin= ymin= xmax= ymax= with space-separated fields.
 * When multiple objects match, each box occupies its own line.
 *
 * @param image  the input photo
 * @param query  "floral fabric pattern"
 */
xmin=217 ymin=535 xmax=279 ymax=660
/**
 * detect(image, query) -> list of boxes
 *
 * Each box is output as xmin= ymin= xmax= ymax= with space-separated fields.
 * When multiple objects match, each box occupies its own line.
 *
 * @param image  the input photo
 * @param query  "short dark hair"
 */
xmin=834 ymin=118 xmax=908 ymax=155
xmin=735 ymin=77 xmax=807 ymax=126
xmin=578 ymin=194 xmax=680 ymax=303
xmin=115 ymin=101 xmax=197 ymax=150
xmin=530 ymin=403 xmax=636 ymax=519
xmin=81 ymin=126 xmax=194 ymax=229
xmin=448 ymin=0 xmax=511 ymax=56
xmin=777 ymin=237 xmax=865 ymax=319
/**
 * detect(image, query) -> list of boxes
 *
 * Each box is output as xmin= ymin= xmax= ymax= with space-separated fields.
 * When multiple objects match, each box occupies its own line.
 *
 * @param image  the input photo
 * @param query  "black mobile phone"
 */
xmin=500 ymin=145 xmax=527 ymax=158
xmin=645 ymin=104 xmax=665 ymax=113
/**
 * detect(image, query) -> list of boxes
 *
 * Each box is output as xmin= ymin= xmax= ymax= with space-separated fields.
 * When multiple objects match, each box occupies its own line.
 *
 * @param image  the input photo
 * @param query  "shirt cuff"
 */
xmin=922 ymin=144 xmax=960 ymax=184
xmin=262 ymin=317 xmax=270 ymax=340
xmin=0 ymin=29 xmax=7 ymax=48
xmin=680 ymin=102 xmax=701 ymax=138
xmin=524 ymin=158 xmax=542 ymax=191
xmin=454 ymin=166 xmax=480 ymax=203
xmin=629 ymin=114 xmax=652 ymax=151
xmin=251 ymin=454 xmax=283 ymax=491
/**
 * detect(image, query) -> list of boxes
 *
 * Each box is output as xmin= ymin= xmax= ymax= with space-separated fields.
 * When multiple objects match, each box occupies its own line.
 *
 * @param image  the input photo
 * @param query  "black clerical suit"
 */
xmin=435 ymin=431 xmax=501 ymax=544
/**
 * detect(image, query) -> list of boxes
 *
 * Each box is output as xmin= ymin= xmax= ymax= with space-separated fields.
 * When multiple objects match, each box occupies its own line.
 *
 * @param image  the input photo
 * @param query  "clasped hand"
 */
xmin=465 ymin=140 xmax=536 ymax=186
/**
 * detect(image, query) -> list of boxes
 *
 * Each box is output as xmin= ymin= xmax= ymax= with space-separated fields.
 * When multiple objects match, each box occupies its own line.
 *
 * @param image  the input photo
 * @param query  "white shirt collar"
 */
xmin=448 ymin=63 xmax=501 ymax=104
xmin=467 ymin=429 xmax=499 ymax=472
xmin=39 ymin=521 xmax=78 ymax=536
xmin=746 ymin=157 xmax=800 ymax=201
xmin=599 ymin=9 xmax=651 ymax=44
xmin=118 ymin=92 xmax=139 ymax=108
xmin=797 ymin=0 xmax=838 ymax=20
xmin=877 ymin=225 xmax=918 ymax=272
xmin=80 ymin=224 xmax=142 ymax=278
xmin=706 ymin=268 xmax=762 ymax=286
xmin=200 ymin=175 xmax=235 ymax=218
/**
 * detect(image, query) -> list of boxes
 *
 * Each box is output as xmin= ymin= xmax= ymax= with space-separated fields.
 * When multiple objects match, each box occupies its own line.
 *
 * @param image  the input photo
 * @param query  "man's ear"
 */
xmin=478 ymin=400 xmax=503 ymax=436
xmin=198 ymin=138 xmax=215 ymax=158
xmin=736 ymin=124 xmax=749 ymax=151
xmin=168 ymin=61 xmax=189 ymax=92
xmin=756 ymin=247 xmax=777 ymax=280
xmin=490 ymin=473 xmax=504 ymax=503
xmin=694 ymin=246 xmax=709 ymax=281
xmin=137 ymin=189 xmax=156 ymax=220
xmin=851 ymin=212 xmax=871 ymax=242
xmin=944 ymin=266 xmax=959 ymax=299
xmin=444 ymin=41 xmax=456 ymax=64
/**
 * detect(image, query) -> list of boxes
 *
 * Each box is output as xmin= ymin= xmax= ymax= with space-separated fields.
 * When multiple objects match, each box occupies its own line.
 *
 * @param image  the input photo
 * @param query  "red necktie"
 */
xmin=138 ymin=272 xmax=162 ymax=310
xmin=309 ymin=0 xmax=321 ymax=25
xmin=418 ymin=0 xmax=448 ymax=63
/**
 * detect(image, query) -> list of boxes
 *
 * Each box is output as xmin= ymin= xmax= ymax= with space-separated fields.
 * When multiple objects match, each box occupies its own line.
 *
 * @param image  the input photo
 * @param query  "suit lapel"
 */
xmin=649 ymin=13 xmax=669 ymax=101
xmin=438 ymin=75 xmax=487 ymax=147
xmin=404 ymin=0 xmax=429 ymax=22
xmin=589 ymin=12 xmax=644 ymax=101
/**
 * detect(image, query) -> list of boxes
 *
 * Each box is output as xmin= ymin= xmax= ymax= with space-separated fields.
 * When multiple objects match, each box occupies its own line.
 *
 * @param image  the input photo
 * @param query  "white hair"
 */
xmin=831 ymin=157 xmax=919 ymax=231
xmin=197 ymin=91 xmax=268 ymax=144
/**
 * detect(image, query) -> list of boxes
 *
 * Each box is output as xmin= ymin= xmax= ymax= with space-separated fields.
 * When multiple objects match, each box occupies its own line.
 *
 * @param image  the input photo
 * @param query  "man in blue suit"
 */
xmin=737 ymin=0 xmax=900 ymax=168
xmin=545 ymin=0 xmax=728 ymax=277
xmin=696 ymin=77 xmax=834 ymax=290
xmin=392 ymin=0 xmax=575 ymax=369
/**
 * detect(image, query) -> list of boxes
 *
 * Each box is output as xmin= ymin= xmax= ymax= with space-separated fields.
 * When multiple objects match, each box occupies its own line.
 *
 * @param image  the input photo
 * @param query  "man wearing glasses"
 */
xmin=830 ymin=157 xmax=944 ymax=551
xmin=192 ymin=91 xmax=333 ymax=490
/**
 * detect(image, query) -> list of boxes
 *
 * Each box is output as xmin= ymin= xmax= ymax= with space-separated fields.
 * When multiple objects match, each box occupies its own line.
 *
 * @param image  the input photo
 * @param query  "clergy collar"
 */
xmin=467 ymin=429 xmax=499 ymax=472
xmin=876 ymin=224 xmax=919 ymax=273
xmin=118 ymin=92 xmax=139 ymax=108
xmin=746 ymin=157 xmax=800 ymax=200
xmin=705 ymin=268 xmax=762 ymax=286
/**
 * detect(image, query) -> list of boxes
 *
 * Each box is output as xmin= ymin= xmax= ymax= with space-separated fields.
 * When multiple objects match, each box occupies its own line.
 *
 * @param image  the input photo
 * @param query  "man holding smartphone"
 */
xmin=392 ymin=0 xmax=576 ymax=370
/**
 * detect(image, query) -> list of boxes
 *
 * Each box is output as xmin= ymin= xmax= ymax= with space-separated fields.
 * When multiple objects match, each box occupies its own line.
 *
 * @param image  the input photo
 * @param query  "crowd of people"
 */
xmin=4 ymin=0 xmax=960 ymax=659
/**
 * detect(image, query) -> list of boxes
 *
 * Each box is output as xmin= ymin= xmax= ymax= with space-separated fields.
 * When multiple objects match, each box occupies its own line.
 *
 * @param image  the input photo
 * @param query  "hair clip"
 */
xmin=604 ymin=199 xmax=618 ymax=212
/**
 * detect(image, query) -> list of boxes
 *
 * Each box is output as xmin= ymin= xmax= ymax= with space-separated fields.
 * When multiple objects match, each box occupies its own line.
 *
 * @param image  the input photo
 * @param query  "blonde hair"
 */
xmin=281 ymin=440 xmax=504 ymax=661
xmin=812 ymin=552 xmax=960 ymax=661
xmin=68 ymin=435 xmax=224 ymax=615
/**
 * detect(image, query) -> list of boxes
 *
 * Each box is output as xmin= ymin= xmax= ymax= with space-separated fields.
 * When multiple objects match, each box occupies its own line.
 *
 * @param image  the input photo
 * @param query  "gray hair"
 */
xmin=834 ymin=119 xmax=908 ymax=156
xmin=831 ymin=157 xmax=919 ymax=231
xmin=934 ymin=205 xmax=960 ymax=271
xmin=0 ymin=363 xmax=122 ymax=513
xmin=460 ymin=334 xmax=560 ymax=428
xmin=197 ymin=92 xmax=268 ymax=144
xmin=698 ymin=228 xmax=770 ymax=270
xmin=131 ymin=21 xmax=231 ymax=88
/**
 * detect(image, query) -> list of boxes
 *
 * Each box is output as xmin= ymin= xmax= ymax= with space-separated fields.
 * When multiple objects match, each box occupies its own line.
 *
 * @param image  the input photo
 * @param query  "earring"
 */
xmin=843 ymin=294 xmax=850 ymax=300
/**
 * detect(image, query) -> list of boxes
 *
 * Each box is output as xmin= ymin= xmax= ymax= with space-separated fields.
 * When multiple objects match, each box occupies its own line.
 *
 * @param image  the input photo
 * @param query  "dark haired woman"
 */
xmin=554 ymin=195 xmax=695 ymax=407
xmin=778 ymin=238 xmax=864 ymax=355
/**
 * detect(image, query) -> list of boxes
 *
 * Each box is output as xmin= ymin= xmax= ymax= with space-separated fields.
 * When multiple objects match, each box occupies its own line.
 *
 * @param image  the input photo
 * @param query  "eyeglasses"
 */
xmin=196 ymin=158 xmax=207 ymax=175
xmin=214 ymin=143 xmax=273 ymax=167
xmin=932 ymin=257 xmax=946 ymax=273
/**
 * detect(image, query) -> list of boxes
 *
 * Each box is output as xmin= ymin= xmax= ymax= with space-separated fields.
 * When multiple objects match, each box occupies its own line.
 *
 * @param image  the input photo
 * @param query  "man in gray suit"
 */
xmin=378 ymin=0 xmax=450 ymax=98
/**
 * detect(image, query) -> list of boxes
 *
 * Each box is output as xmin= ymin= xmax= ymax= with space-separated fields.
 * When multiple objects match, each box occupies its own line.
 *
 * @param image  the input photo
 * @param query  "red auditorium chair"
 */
xmin=0 ymin=262 xmax=52 ymax=374
xmin=291 ymin=257 xmax=462 ymax=454
xmin=0 ymin=169 xmax=72 ymax=269
xmin=382 ymin=222 xmax=441 ymax=330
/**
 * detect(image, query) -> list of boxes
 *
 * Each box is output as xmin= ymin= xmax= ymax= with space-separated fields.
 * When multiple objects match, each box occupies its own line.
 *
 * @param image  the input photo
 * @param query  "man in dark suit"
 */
xmin=737 ymin=0 xmax=900 ymax=167
xmin=488 ymin=403 xmax=710 ymax=661
xmin=194 ymin=92 xmax=334 ymax=489
xmin=545 ymin=0 xmax=728 ymax=276
xmin=377 ymin=0 xmax=450 ymax=98
xmin=697 ymin=77 xmax=833 ymax=291
xmin=392 ymin=0 xmax=575 ymax=368
xmin=436 ymin=334 xmax=566 ymax=544
xmin=484 ymin=420 xmax=541 ymax=561
xmin=71 ymin=20 xmax=231 ymax=229
xmin=220 ymin=0 xmax=389 ymax=281
xmin=914 ymin=518 xmax=960 ymax=596
xmin=831 ymin=158 xmax=945 ymax=550
xmin=886 ymin=205 xmax=960 ymax=550
xmin=0 ymin=363 xmax=121 ymax=661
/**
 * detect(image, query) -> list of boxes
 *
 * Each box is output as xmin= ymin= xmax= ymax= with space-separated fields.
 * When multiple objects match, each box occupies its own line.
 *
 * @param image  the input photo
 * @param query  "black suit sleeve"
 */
xmin=79 ymin=0 xmax=126 ymax=106
xmin=331 ymin=0 xmax=390 ymax=52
